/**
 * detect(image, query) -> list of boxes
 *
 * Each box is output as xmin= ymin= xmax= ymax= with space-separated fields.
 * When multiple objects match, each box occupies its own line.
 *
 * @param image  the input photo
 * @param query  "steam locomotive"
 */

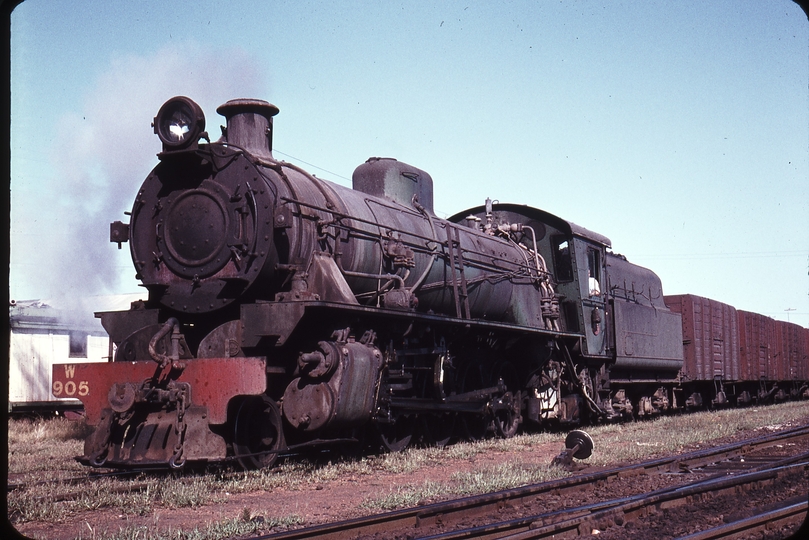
xmin=52 ymin=96 xmax=809 ymax=469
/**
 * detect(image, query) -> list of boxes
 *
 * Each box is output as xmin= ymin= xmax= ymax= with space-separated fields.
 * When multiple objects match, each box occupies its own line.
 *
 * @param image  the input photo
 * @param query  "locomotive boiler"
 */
xmin=52 ymin=96 xmax=808 ymax=470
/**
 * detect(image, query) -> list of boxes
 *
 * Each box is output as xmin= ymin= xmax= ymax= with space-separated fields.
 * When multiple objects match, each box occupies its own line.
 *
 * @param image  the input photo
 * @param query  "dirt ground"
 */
xmin=11 ymin=426 xmax=809 ymax=540
xmin=12 ymin=439 xmax=565 ymax=539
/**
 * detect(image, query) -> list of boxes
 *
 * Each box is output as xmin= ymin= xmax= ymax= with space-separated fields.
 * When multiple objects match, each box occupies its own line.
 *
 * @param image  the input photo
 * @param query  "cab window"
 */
xmin=587 ymin=248 xmax=601 ymax=297
xmin=552 ymin=236 xmax=574 ymax=282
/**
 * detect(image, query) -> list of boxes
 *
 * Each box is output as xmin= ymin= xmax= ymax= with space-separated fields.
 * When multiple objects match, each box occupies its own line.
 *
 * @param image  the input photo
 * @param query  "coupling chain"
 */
xmin=169 ymin=385 xmax=188 ymax=469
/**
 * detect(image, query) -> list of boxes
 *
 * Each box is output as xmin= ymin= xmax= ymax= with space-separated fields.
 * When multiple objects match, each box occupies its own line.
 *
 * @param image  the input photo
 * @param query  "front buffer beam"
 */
xmin=52 ymin=357 xmax=267 ymax=468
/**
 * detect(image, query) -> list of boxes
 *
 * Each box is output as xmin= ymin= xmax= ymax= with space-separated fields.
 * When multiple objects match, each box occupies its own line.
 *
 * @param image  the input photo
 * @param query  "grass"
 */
xmin=362 ymin=459 xmax=571 ymax=511
xmin=359 ymin=401 xmax=809 ymax=509
xmin=8 ymin=401 xmax=809 ymax=538
xmin=57 ymin=512 xmax=304 ymax=540
xmin=6 ymin=415 xmax=226 ymax=524
xmin=579 ymin=400 xmax=809 ymax=467
xmin=8 ymin=415 xmax=93 ymax=478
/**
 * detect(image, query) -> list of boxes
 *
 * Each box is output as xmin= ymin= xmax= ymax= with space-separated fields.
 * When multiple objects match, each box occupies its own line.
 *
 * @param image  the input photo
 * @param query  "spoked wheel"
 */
xmin=459 ymin=363 xmax=490 ymax=441
xmin=420 ymin=413 xmax=455 ymax=448
xmin=233 ymin=395 xmax=286 ymax=469
xmin=492 ymin=362 xmax=521 ymax=439
xmin=493 ymin=391 xmax=521 ymax=439
xmin=377 ymin=414 xmax=415 ymax=452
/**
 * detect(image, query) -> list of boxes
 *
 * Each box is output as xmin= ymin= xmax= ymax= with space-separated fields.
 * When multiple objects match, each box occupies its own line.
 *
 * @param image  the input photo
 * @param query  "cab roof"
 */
xmin=448 ymin=202 xmax=611 ymax=248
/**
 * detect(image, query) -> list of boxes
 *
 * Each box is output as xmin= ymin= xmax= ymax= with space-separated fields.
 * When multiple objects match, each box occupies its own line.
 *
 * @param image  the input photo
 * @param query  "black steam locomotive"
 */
xmin=52 ymin=96 xmax=809 ymax=469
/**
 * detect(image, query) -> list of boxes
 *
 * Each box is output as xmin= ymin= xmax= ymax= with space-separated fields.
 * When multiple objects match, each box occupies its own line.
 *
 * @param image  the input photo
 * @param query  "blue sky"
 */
xmin=9 ymin=0 xmax=809 ymax=328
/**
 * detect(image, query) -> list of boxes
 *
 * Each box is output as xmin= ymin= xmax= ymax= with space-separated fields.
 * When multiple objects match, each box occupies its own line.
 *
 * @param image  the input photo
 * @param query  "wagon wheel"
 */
xmin=233 ymin=396 xmax=286 ymax=470
xmin=565 ymin=429 xmax=594 ymax=460
xmin=492 ymin=361 xmax=521 ymax=439
xmin=459 ymin=363 xmax=490 ymax=441
xmin=377 ymin=414 xmax=415 ymax=452
xmin=420 ymin=413 xmax=455 ymax=448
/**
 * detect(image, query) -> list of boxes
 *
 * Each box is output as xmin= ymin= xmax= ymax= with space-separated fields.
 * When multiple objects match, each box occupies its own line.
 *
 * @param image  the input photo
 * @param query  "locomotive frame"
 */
xmin=52 ymin=96 xmax=809 ymax=470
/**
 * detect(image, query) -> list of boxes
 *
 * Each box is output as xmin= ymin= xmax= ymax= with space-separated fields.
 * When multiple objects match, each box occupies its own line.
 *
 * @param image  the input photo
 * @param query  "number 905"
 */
xmin=53 ymin=380 xmax=89 ymax=397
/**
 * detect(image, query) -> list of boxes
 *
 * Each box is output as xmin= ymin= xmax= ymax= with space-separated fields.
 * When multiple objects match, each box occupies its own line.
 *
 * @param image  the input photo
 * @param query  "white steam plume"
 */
xmin=14 ymin=42 xmax=265 ymax=313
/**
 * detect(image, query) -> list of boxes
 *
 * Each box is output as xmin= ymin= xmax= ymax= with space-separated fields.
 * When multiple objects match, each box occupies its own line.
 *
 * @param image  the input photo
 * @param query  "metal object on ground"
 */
xmin=552 ymin=429 xmax=594 ymax=470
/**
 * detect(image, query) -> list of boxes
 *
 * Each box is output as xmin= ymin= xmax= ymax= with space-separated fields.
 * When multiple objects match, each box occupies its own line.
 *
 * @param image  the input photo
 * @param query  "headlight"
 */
xmin=154 ymin=96 xmax=205 ymax=150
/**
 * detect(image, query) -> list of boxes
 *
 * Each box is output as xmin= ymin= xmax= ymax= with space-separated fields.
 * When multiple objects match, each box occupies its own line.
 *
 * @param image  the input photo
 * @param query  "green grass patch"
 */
xmin=361 ymin=401 xmax=809 ymax=510
xmin=8 ymin=401 xmax=809 ymax=531
xmin=579 ymin=401 xmax=809 ymax=467
xmin=361 ymin=459 xmax=569 ymax=510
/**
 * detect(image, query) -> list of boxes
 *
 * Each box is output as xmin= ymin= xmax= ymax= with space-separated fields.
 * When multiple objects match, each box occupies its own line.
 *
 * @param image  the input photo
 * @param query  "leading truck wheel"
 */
xmin=233 ymin=396 xmax=286 ymax=469
xmin=492 ymin=361 xmax=521 ymax=439
xmin=493 ymin=391 xmax=521 ymax=439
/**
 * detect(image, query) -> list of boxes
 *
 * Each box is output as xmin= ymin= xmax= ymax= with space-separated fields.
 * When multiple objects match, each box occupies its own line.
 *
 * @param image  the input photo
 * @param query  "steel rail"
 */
xmin=492 ymin=458 xmax=809 ymax=540
xmin=674 ymin=499 xmax=808 ymax=540
xmin=256 ymin=424 xmax=809 ymax=540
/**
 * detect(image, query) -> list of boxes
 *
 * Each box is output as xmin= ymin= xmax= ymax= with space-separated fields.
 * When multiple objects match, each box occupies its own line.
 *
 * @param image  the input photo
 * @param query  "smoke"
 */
xmin=15 ymin=42 xmax=265 ymax=312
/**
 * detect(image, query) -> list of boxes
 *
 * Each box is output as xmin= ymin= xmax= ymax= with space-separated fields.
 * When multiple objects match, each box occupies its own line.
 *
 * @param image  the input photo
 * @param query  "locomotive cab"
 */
xmin=550 ymin=230 xmax=610 ymax=359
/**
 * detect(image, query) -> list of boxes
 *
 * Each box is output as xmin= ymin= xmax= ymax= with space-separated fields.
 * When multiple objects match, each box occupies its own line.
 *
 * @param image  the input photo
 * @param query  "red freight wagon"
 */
xmin=664 ymin=294 xmax=739 ymax=382
xmin=737 ymin=310 xmax=779 ymax=381
xmin=777 ymin=320 xmax=809 ymax=382
xmin=799 ymin=328 xmax=809 ymax=381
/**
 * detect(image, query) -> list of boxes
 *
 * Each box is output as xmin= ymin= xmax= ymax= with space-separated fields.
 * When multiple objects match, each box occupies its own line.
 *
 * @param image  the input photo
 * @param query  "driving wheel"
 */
xmin=233 ymin=395 xmax=286 ymax=469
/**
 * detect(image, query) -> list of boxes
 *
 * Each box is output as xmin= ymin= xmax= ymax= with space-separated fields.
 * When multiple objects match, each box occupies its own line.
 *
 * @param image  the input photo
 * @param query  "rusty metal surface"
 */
xmin=352 ymin=157 xmax=435 ymax=215
xmin=282 ymin=338 xmax=382 ymax=432
xmin=737 ymin=310 xmax=780 ymax=381
xmin=607 ymin=252 xmax=670 ymax=309
xmin=665 ymin=294 xmax=739 ymax=381
xmin=777 ymin=320 xmax=809 ymax=381
xmin=239 ymin=299 xmax=581 ymax=353
xmin=802 ymin=328 xmax=809 ymax=383
xmin=115 ymin=323 xmax=194 ymax=362
xmin=89 ymin=405 xmax=228 ymax=466
xmin=52 ymin=357 xmax=267 ymax=425
xmin=71 ymin=96 xmax=809 ymax=470
xmin=197 ymin=320 xmax=244 ymax=358
xmin=128 ymin=147 xmax=278 ymax=314
xmin=96 ymin=306 xmax=160 ymax=346
xmin=216 ymin=98 xmax=279 ymax=160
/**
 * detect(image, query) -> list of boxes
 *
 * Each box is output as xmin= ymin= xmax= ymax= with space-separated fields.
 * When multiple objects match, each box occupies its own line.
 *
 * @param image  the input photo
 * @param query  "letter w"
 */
xmin=63 ymin=365 xmax=76 ymax=378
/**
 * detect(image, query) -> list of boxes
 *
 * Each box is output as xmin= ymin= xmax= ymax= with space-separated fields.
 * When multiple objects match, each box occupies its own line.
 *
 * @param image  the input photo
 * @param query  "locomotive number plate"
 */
xmin=52 ymin=364 xmax=90 ymax=397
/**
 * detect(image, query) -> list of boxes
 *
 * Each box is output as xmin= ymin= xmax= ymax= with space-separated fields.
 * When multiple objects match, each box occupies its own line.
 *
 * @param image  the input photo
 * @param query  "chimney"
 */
xmin=216 ymin=98 xmax=280 ymax=160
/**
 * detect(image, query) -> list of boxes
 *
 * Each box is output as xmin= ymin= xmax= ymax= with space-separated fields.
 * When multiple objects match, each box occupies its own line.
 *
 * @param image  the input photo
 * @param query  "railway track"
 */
xmin=676 ymin=497 xmax=808 ymax=540
xmin=484 ymin=456 xmax=807 ymax=540
xmin=257 ymin=425 xmax=809 ymax=540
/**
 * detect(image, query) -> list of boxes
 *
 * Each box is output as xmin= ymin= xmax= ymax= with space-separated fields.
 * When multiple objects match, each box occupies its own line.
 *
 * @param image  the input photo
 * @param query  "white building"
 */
xmin=8 ymin=294 xmax=144 ymax=412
